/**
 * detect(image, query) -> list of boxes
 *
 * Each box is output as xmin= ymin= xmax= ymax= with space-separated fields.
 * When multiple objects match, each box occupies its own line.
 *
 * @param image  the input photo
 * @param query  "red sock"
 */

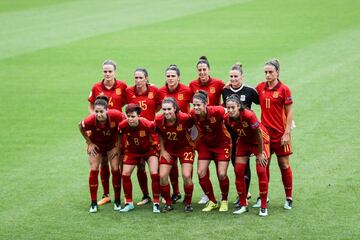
xmin=160 ymin=184 xmax=171 ymax=205
xmin=112 ymin=170 xmax=121 ymax=203
xmin=89 ymin=170 xmax=99 ymax=202
xmin=137 ymin=168 xmax=149 ymax=196
xmin=122 ymin=175 xmax=132 ymax=203
xmin=219 ymin=176 xmax=229 ymax=201
xmin=151 ymin=173 xmax=160 ymax=203
xmin=183 ymin=183 xmax=194 ymax=205
xmin=281 ymin=167 xmax=293 ymax=199
xmin=170 ymin=164 xmax=180 ymax=195
xmin=100 ymin=164 xmax=110 ymax=195
xmin=199 ymin=174 xmax=216 ymax=203
xmin=256 ymin=164 xmax=269 ymax=208
xmin=234 ymin=163 xmax=247 ymax=206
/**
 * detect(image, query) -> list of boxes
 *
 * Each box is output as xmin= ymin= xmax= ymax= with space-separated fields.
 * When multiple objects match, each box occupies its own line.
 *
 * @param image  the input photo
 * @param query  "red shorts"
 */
xmin=197 ymin=142 xmax=231 ymax=161
xmin=123 ymin=148 xmax=159 ymax=165
xmin=159 ymin=149 xmax=195 ymax=165
xmin=267 ymin=129 xmax=293 ymax=157
xmin=87 ymin=143 xmax=116 ymax=156
xmin=236 ymin=142 xmax=270 ymax=159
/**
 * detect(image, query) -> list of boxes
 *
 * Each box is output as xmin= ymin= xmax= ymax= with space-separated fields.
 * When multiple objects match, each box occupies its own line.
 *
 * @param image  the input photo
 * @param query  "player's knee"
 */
xmin=197 ymin=169 xmax=206 ymax=178
xmin=182 ymin=173 xmax=192 ymax=184
xmin=218 ymin=172 xmax=227 ymax=180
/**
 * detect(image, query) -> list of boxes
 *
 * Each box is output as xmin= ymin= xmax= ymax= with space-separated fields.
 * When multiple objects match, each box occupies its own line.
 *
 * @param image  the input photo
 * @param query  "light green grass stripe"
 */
xmin=0 ymin=0 xmax=250 ymax=60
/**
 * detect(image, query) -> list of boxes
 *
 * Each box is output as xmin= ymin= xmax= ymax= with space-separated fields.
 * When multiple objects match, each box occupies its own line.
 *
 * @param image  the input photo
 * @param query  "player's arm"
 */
xmin=281 ymin=104 xmax=293 ymax=146
xmin=255 ymin=128 xmax=267 ymax=167
xmin=158 ymin=133 xmax=171 ymax=162
xmin=79 ymin=122 xmax=98 ymax=156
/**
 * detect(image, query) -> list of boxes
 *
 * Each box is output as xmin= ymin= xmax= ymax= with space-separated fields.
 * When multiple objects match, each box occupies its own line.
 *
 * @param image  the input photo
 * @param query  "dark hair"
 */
xmin=125 ymin=103 xmax=142 ymax=115
xmin=231 ymin=62 xmax=243 ymax=75
xmin=94 ymin=95 xmax=109 ymax=109
xmin=225 ymin=94 xmax=245 ymax=111
xmin=103 ymin=60 xmax=117 ymax=70
xmin=265 ymin=58 xmax=280 ymax=75
xmin=134 ymin=68 xmax=148 ymax=78
xmin=162 ymin=97 xmax=180 ymax=113
xmin=165 ymin=64 xmax=180 ymax=76
xmin=193 ymin=90 xmax=208 ymax=105
xmin=196 ymin=56 xmax=210 ymax=69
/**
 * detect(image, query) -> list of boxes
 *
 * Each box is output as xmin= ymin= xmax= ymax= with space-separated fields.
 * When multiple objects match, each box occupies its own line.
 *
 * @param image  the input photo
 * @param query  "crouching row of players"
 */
xmin=79 ymin=91 xmax=271 ymax=216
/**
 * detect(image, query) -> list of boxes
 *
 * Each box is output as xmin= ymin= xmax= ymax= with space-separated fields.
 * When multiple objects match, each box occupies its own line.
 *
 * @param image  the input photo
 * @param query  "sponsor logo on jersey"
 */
xmin=240 ymin=95 xmax=246 ymax=101
xmin=140 ymin=130 xmax=146 ymax=137
xmin=273 ymin=91 xmax=279 ymax=98
xmin=210 ymin=87 xmax=216 ymax=94
xmin=178 ymin=94 xmax=183 ymax=100
xmin=116 ymin=88 xmax=121 ymax=95
xmin=148 ymin=92 xmax=154 ymax=99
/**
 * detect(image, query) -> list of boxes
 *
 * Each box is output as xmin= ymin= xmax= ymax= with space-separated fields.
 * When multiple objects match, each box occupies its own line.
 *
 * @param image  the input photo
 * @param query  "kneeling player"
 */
xmin=155 ymin=98 xmax=195 ymax=212
xmin=79 ymin=96 xmax=124 ymax=213
xmin=119 ymin=104 xmax=161 ymax=213
xmin=225 ymin=95 xmax=269 ymax=216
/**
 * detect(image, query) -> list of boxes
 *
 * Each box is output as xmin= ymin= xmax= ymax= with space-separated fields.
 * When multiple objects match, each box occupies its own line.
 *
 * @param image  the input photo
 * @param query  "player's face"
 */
xmin=103 ymin=64 xmax=115 ymax=81
xmin=94 ymin=105 xmax=107 ymax=122
xmin=134 ymin=71 xmax=147 ymax=89
xmin=197 ymin=63 xmax=210 ymax=83
xmin=229 ymin=69 xmax=243 ymax=88
xmin=162 ymin=102 xmax=176 ymax=120
xmin=226 ymin=101 xmax=240 ymax=118
xmin=126 ymin=112 xmax=140 ymax=127
xmin=166 ymin=70 xmax=179 ymax=89
xmin=264 ymin=65 xmax=278 ymax=83
xmin=192 ymin=98 xmax=206 ymax=115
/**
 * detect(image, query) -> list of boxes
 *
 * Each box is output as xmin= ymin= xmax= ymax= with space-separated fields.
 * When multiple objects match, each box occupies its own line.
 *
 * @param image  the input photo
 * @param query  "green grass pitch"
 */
xmin=0 ymin=0 xmax=359 ymax=239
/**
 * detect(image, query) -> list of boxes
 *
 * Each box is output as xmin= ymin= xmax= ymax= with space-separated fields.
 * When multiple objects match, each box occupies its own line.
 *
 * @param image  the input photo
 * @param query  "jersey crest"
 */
xmin=242 ymin=121 xmax=249 ymax=128
xmin=273 ymin=91 xmax=279 ymax=98
xmin=139 ymin=130 xmax=146 ymax=137
xmin=210 ymin=117 xmax=216 ymax=123
xmin=240 ymin=95 xmax=246 ymax=101
xmin=210 ymin=87 xmax=216 ymax=94
xmin=178 ymin=94 xmax=183 ymax=100
xmin=110 ymin=122 xmax=116 ymax=128
xmin=116 ymin=88 xmax=121 ymax=95
xmin=177 ymin=124 xmax=183 ymax=131
xmin=148 ymin=92 xmax=154 ymax=99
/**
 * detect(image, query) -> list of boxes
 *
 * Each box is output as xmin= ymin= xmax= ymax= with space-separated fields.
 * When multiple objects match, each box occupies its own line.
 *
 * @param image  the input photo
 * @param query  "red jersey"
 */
xmin=225 ymin=109 xmax=269 ymax=145
xmin=125 ymin=84 xmax=158 ymax=121
xmin=190 ymin=106 xmax=231 ymax=148
xmin=157 ymin=83 xmax=193 ymax=113
xmin=155 ymin=112 xmax=194 ymax=153
xmin=80 ymin=109 xmax=124 ymax=148
xmin=88 ymin=79 xmax=127 ymax=112
xmin=256 ymin=80 xmax=293 ymax=134
xmin=189 ymin=76 xmax=225 ymax=106
xmin=118 ymin=117 xmax=158 ymax=154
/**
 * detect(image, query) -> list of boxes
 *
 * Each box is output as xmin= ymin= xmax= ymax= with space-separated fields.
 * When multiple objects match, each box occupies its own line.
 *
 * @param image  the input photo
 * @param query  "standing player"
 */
xmin=79 ymin=96 xmax=124 ymax=213
xmin=155 ymin=98 xmax=195 ymax=212
xmin=256 ymin=59 xmax=294 ymax=210
xmin=157 ymin=64 xmax=193 ymax=203
xmin=189 ymin=56 xmax=225 ymax=204
xmin=190 ymin=90 xmax=231 ymax=212
xmin=221 ymin=62 xmax=260 ymax=206
xmin=124 ymin=68 xmax=159 ymax=206
xmin=119 ymin=104 xmax=161 ymax=213
xmin=225 ymin=95 xmax=269 ymax=216
xmin=88 ymin=60 xmax=127 ymax=206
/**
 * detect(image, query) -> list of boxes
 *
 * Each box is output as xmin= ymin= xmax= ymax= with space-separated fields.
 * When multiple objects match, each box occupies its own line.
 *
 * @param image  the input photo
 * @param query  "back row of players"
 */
xmin=79 ymin=56 xmax=294 ymax=216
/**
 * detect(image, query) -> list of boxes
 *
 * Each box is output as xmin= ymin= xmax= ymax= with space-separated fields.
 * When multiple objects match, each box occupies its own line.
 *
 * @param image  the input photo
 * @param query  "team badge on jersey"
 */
xmin=139 ymin=130 xmax=146 ymax=137
xmin=210 ymin=87 xmax=215 ymax=94
xmin=148 ymin=92 xmax=154 ymax=99
xmin=177 ymin=124 xmax=183 ymax=131
xmin=240 ymin=95 xmax=246 ymax=101
xmin=273 ymin=91 xmax=279 ymax=98
xmin=178 ymin=94 xmax=183 ymax=100
xmin=116 ymin=88 xmax=121 ymax=95
xmin=242 ymin=121 xmax=249 ymax=128
xmin=110 ymin=122 xmax=116 ymax=128
xmin=210 ymin=117 xmax=216 ymax=123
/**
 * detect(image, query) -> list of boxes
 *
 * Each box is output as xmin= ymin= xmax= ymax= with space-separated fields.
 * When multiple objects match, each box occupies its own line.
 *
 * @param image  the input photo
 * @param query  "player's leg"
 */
xmin=159 ymin=160 xmax=173 ymax=212
xmin=147 ymin=155 xmax=160 ymax=213
xmin=120 ymin=161 xmax=136 ymax=212
xmin=98 ymin=155 xmax=111 ymax=206
xmin=169 ymin=159 xmax=181 ymax=204
xmin=88 ymin=153 xmax=102 ymax=213
xmin=233 ymin=156 xmax=249 ymax=215
xmin=198 ymin=159 xmax=218 ymax=211
xmin=108 ymin=147 xmax=121 ymax=210
xmin=181 ymin=152 xmax=194 ymax=212
xmin=217 ymin=160 xmax=230 ymax=212
xmin=136 ymin=160 xmax=150 ymax=206
xmin=278 ymin=154 xmax=293 ymax=210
